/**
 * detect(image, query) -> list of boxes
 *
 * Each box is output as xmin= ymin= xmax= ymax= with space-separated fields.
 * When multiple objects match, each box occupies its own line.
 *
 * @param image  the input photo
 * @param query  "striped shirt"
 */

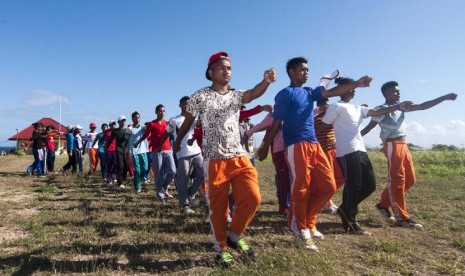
xmin=314 ymin=113 xmax=336 ymax=151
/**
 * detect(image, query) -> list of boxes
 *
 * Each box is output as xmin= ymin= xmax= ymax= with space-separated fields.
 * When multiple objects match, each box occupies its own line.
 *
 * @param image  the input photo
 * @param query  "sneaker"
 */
xmin=310 ymin=227 xmax=325 ymax=240
xmin=181 ymin=206 xmax=195 ymax=215
xmin=295 ymin=229 xmax=319 ymax=252
xmin=165 ymin=192 xmax=174 ymax=199
xmin=227 ymin=237 xmax=256 ymax=257
xmin=136 ymin=188 xmax=142 ymax=194
xmin=215 ymin=251 xmax=234 ymax=268
xmin=189 ymin=196 xmax=200 ymax=207
xmin=396 ymin=218 xmax=423 ymax=230
xmin=321 ymin=203 xmax=339 ymax=215
xmin=376 ymin=204 xmax=396 ymax=223
xmin=346 ymin=222 xmax=372 ymax=236
xmin=118 ymin=184 xmax=126 ymax=190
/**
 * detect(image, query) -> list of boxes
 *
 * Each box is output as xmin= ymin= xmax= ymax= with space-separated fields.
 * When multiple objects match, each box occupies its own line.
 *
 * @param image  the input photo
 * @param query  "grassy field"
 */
xmin=0 ymin=150 xmax=464 ymax=275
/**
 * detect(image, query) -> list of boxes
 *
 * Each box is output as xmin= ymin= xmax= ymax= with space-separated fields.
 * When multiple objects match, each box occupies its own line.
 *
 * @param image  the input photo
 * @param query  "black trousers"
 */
xmin=62 ymin=151 xmax=76 ymax=173
xmin=337 ymin=151 xmax=376 ymax=224
xmin=116 ymin=151 xmax=128 ymax=185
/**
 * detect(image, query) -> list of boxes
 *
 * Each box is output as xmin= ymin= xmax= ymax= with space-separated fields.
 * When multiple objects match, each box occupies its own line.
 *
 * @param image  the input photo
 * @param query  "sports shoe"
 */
xmin=181 ymin=206 xmax=195 ymax=215
xmin=295 ymin=229 xmax=319 ymax=252
xmin=189 ymin=196 xmax=200 ymax=207
xmin=321 ymin=203 xmax=339 ymax=215
xmin=310 ymin=227 xmax=325 ymax=240
xmin=118 ymin=184 xmax=126 ymax=190
xmin=346 ymin=222 xmax=372 ymax=236
xmin=215 ymin=251 xmax=234 ymax=268
xmin=227 ymin=238 xmax=256 ymax=257
xmin=164 ymin=192 xmax=174 ymax=199
xmin=396 ymin=218 xmax=423 ymax=230
xmin=376 ymin=204 xmax=396 ymax=223
xmin=136 ymin=188 xmax=142 ymax=194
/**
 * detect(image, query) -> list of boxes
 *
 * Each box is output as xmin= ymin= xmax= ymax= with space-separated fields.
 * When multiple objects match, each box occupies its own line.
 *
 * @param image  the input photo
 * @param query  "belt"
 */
xmin=385 ymin=136 xmax=405 ymax=142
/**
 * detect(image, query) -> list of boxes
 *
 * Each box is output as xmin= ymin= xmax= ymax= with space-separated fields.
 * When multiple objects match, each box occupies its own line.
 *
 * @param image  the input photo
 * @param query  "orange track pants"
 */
xmin=379 ymin=141 xmax=416 ymax=220
xmin=286 ymin=142 xmax=337 ymax=234
xmin=204 ymin=155 xmax=261 ymax=252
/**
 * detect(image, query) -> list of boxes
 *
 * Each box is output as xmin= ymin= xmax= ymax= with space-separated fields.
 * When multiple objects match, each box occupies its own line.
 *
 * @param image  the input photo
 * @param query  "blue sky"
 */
xmin=1 ymin=1 xmax=464 ymax=148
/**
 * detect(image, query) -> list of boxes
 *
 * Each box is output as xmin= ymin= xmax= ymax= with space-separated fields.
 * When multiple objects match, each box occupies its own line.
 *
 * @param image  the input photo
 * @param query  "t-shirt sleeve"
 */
xmin=166 ymin=118 xmax=176 ymax=133
xmin=272 ymin=89 xmax=289 ymax=121
xmin=370 ymin=105 xmax=385 ymax=123
xmin=308 ymin=86 xmax=326 ymax=102
xmin=187 ymin=91 xmax=202 ymax=117
xmin=321 ymin=103 xmax=339 ymax=124
xmin=360 ymin=106 xmax=371 ymax=119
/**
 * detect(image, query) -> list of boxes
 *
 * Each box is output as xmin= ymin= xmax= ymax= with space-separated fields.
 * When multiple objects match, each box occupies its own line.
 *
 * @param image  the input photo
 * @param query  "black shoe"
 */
xmin=376 ymin=203 xmax=396 ymax=223
xmin=396 ymin=218 xmax=423 ymax=230
xmin=346 ymin=222 xmax=372 ymax=236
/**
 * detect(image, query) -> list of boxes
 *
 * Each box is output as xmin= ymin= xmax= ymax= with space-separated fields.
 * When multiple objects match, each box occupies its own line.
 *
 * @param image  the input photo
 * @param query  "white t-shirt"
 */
xmin=187 ymin=87 xmax=246 ymax=160
xmin=84 ymin=132 xmax=98 ymax=149
xmin=322 ymin=101 xmax=370 ymax=157
xmin=166 ymin=114 xmax=201 ymax=159
xmin=370 ymin=103 xmax=406 ymax=143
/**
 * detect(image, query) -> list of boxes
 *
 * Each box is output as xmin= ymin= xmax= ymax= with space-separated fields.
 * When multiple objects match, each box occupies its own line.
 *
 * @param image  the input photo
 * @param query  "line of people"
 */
xmin=25 ymin=50 xmax=457 ymax=268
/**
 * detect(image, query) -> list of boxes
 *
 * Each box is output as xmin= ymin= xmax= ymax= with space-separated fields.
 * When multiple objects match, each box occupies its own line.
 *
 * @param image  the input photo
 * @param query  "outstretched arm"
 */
xmin=321 ymin=76 xmax=372 ymax=98
xmin=367 ymin=101 xmax=412 ymax=117
xmin=242 ymin=68 xmax=277 ymax=103
xmin=408 ymin=93 xmax=457 ymax=112
xmin=173 ymin=113 xmax=196 ymax=153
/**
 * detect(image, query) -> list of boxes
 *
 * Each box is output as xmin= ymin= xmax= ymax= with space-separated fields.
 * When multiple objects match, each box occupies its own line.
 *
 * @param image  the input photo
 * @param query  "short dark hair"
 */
xmin=286 ymin=57 xmax=308 ymax=77
xmin=335 ymin=77 xmax=355 ymax=86
xmin=381 ymin=81 xmax=398 ymax=94
xmin=180 ymin=96 xmax=190 ymax=103
xmin=155 ymin=104 xmax=164 ymax=112
xmin=132 ymin=111 xmax=140 ymax=118
xmin=101 ymin=123 xmax=108 ymax=128
xmin=316 ymin=99 xmax=329 ymax=106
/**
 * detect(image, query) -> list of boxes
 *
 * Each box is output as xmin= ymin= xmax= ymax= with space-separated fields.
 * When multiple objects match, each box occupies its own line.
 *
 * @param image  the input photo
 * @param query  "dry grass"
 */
xmin=0 ymin=152 xmax=464 ymax=275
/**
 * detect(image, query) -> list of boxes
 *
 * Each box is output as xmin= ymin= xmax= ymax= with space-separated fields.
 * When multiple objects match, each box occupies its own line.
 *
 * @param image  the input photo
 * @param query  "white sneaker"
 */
xmin=181 ymin=206 xmax=195 ymax=215
xmin=189 ymin=196 xmax=200 ymax=207
xmin=322 ymin=203 xmax=339 ymax=215
xmin=295 ymin=229 xmax=319 ymax=252
xmin=310 ymin=227 xmax=325 ymax=240
xmin=118 ymin=184 xmax=126 ymax=190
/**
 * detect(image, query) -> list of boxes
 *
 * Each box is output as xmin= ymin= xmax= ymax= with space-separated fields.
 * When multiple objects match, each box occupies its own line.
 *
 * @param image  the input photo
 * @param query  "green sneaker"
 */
xmin=227 ymin=238 xmax=256 ymax=257
xmin=295 ymin=229 xmax=319 ymax=252
xmin=215 ymin=251 xmax=234 ymax=268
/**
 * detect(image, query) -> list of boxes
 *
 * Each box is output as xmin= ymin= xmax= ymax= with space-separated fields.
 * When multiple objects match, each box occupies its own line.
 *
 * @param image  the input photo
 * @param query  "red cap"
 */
xmin=205 ymin=51 xmax=230 ymax=80
xmin=89 ymin=122 xmax=97 ymax=129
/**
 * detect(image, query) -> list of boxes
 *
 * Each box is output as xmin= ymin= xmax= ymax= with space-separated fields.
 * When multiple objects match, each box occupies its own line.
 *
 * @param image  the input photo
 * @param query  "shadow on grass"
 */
xmin=0 ymin=243 xmax=213 ymax=275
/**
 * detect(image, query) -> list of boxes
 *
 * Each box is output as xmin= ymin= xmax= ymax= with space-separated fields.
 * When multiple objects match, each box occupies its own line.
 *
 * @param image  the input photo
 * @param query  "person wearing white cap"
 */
xmin=107 ymin=116 xmax=129 ymax=189
xmin=73 ymin=125 xmax=84 ymax=173
xmin=61 ymin=125 xmax=76 ymax=173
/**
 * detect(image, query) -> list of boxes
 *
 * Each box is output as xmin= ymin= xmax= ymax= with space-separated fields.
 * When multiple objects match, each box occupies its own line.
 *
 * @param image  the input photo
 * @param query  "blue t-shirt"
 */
xmin=95 ymin=133 xmax=106 ymax=154
xmin=273 ymin=85 xmax=325 ymax=148
xmin=66 ymin=132 xmax=75 ymax=151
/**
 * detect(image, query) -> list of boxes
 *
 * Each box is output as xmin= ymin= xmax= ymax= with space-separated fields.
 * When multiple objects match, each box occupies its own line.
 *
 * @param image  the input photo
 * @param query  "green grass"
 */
xmin=0 ymin=151 xmax=464 ymax=275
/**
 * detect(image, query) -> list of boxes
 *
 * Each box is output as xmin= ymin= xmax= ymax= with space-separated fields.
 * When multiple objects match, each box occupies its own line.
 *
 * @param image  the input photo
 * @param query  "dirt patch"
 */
xmin=0 ymin=226 xmax=29 ymax=244
xmin=0 ymin=193 xmax=33 ymax=203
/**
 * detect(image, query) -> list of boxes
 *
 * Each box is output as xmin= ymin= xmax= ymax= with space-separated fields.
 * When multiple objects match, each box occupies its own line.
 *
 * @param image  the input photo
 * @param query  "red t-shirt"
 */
xmin=104 ymin=129 xmax=116 ymax=152
xmin=140 ymin=119 xmax=171 ymax=151
xmin=46 ymin=134 xmax=55 ymax=150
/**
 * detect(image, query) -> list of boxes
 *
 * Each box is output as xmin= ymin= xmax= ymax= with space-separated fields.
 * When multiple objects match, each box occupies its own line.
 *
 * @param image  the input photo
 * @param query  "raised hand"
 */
xmin=399 ymin=101 xmax=413 ymax=111
xmin=355 ymin=76 xmax=373 ymax=88
xmin=444 ymin=93 xmax=458 ymax=101
xmin=264 ymin=68 xmax=277 ymax=84
xmin=261 ymin=104 xmax=273 ymax=112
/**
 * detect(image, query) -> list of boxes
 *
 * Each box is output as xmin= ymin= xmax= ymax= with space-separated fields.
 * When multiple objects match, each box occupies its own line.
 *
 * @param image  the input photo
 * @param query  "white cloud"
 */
xmin=448 ymin=120 xmax=465 ymax=128
xmin=24 ymin=90 xmax=70 ymax=107
xmin=405 ymin=122 xmax=427 ymax=134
